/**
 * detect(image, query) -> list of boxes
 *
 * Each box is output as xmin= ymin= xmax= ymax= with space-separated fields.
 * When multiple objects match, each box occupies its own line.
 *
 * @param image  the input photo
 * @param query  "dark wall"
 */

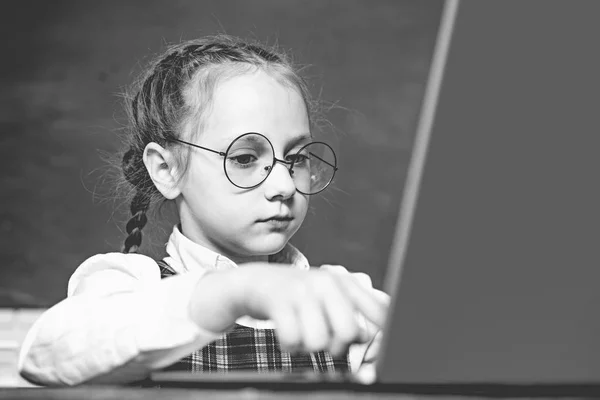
xmin=0 ymin=0 xmax=443 ymax=307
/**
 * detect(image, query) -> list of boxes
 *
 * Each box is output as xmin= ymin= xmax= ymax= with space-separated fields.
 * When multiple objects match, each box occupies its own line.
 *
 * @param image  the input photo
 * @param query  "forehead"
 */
xmin=200 ymin=70 xmax=310 ymax=146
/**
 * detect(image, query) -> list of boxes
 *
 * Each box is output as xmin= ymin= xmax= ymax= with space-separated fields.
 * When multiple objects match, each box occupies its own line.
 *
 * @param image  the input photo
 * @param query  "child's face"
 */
xmin=177 ymin=70 xmax=310 ymax=262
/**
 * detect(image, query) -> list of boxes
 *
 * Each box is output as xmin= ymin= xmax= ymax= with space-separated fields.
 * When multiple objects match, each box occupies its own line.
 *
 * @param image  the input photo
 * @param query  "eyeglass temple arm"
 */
xmin=171 ymin=138 xmax=226 ymax=156
xmin=171 ymin=138 xmax=337 ymax=170
xmin=309 ymin=152 xmax=338 ymax=171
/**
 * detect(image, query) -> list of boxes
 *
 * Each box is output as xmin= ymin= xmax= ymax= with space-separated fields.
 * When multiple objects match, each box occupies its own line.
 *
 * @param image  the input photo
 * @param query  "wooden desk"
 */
xmin=3 ymin=384 xmax=600 ymax=400
xmin=3 ymin=387 xmax=412 ymax=400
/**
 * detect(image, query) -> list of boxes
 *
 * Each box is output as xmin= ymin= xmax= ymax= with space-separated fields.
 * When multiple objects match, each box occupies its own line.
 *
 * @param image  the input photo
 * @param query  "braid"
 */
xmin=122 ymin=189 xmax=150 ymax=253
xmin=121 ymin=147 xmax=152 ymax=253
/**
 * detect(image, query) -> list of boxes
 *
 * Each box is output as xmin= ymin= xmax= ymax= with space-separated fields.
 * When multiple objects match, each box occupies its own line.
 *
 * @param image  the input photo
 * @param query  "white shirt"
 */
xmin=18 ymin=226 xmax=377 ymax=386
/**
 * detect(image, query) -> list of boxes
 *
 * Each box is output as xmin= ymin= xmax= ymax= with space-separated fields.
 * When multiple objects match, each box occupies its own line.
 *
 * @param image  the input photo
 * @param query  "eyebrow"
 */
xmin=221 ymin=132 xmax=312 ymax=148
xmin=286 ymin=133 xmax=312 ymax=150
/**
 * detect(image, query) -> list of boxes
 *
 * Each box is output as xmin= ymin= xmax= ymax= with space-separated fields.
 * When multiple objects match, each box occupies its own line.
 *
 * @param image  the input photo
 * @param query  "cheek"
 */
xmin=295 ymin=195 xmax=310 ymax=218
xmin=184 ymin=159 xmax=231 ymax=194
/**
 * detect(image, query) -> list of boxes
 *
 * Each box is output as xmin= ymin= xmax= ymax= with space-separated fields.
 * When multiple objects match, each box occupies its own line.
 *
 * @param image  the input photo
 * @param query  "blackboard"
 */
xmin=0 ymin=0 xmax=443 ymax=307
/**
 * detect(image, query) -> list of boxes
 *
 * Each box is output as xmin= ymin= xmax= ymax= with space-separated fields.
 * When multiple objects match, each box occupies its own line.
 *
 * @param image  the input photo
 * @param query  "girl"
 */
xmin=18 ymin=35 xmax=388 ymax=386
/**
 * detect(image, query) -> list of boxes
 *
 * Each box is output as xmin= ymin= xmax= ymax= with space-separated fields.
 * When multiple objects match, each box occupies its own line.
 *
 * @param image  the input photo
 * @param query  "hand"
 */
xmin=202 ymin=263 xmax=389 ymax=357
xmin=320 ymin=264 xmax=390 ymax=362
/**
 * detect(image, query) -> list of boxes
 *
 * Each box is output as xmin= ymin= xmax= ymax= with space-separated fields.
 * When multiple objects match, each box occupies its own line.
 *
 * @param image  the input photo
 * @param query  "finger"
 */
xmin=320 ymin=266 xmax=389 ymax=309
xmin=362 ymin=330 xmax=383 ymax=364
xmin=337 ymin=276 xmax=389 ymax=328
xmin=320 ymin=265 xmax=372 ymax=292
xmin=372 ymin=288 xmax=391 ymax=305
xmin=349 ymin=273 xmax=391 ymax=309
xmin=319 ymin=264 xmax=349 ymax=274
xmin=270 ymin=304 xmax=302 ymax=353
xmin=297 ymin=292 xmax=331 ymax=353
xmin=350 ymin=272 xmax=373 ymax=289
xmin=355 ymin=363 xmax=377 ymax=385
xmin=318 ymin=266 xmax=388 ymax=335
xmin=315 ymin=273 xmax=370 ymax=352
xmin=317 ymin=280 xmax=362 ymax=356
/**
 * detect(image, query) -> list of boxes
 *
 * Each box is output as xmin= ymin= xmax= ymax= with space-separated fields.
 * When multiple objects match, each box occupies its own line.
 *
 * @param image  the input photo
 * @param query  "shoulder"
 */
xmin=67 ymin=252 xmax=161 ymax=297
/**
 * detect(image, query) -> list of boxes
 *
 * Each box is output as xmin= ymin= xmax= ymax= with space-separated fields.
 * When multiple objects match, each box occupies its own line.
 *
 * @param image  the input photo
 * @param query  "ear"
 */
xmin=143 ymin=142 xmax=182 ymax=200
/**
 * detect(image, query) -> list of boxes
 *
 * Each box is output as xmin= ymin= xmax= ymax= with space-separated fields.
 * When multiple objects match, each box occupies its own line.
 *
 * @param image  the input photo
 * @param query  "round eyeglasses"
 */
xmin=170 ymin=132 xmax=338 ymax=195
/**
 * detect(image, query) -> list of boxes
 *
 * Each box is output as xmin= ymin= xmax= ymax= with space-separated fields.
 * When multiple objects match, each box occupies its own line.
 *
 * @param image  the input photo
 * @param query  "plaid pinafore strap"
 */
xmin=156 ymin=259 xmax=350 ymax=373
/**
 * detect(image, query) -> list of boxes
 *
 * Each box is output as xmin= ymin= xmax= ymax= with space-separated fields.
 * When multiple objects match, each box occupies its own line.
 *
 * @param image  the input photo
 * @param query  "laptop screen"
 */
xmin=378 ymin=0 xmax=600 ymax=384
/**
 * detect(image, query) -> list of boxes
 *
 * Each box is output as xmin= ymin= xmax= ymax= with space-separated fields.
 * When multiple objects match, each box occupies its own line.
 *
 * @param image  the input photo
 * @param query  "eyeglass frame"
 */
xmin=168 ymin=132 xmax=339 ymax=195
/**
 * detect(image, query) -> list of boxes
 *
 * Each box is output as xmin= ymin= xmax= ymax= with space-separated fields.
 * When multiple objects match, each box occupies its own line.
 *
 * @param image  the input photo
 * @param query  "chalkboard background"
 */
xmin=0 ymin=0 xmax=443 ymax=307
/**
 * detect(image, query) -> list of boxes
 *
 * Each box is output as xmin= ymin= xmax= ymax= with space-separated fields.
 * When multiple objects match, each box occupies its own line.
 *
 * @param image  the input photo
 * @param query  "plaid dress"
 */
xmin=156 ymin=259 xmax=351 ymax=373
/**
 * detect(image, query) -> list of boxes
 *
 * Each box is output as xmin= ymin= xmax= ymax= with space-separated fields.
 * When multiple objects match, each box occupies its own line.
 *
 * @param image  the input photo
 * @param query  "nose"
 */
xmin=263 ymin=160 xmax=297 ymax=200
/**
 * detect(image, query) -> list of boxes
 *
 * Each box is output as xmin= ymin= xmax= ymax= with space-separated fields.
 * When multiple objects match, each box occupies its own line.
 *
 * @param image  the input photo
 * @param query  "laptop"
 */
xmin=152 ymin=0 xmax=600 ymax=394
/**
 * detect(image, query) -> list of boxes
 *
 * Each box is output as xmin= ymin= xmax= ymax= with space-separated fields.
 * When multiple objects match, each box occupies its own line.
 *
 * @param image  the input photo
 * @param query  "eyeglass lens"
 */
xmin=224 ymin=133 xmax=336 ymax=194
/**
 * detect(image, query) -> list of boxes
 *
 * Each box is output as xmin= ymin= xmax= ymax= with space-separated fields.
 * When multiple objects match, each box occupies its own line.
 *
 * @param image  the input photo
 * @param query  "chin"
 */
xmin=246 ymin=233 xmax=291 ymax=256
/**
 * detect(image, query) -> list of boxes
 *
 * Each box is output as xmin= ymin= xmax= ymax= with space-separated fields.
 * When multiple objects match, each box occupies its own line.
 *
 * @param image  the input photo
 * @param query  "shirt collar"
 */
xmin=164 ymin=225 xmax=310 ymax=274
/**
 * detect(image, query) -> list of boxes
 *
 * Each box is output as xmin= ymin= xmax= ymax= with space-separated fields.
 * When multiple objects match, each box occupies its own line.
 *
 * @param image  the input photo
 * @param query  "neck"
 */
xmin=178 ymin=223 xmax=269 ymax=265
xmin=229 ymin=253 xmax=269 ymax=265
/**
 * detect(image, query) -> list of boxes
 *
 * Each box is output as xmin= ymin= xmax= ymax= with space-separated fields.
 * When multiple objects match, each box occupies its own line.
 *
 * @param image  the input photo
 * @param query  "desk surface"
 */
xmin=4 ymin=384 xmax=600 ymax=400
xmin=0 ymin=388 xmax=413 ymax=400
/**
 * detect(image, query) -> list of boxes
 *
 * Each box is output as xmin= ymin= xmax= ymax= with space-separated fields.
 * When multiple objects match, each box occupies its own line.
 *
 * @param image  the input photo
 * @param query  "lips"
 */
xmin=258 ymin=215 xmax=293 ymax=222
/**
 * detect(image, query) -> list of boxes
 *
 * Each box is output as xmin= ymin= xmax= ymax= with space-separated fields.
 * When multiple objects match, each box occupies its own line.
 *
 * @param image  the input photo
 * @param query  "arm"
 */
xmin=18 ymin=253 xmax=221 ymax=386
xmin=189 ymin=263 xmax=389 ymax=361
xmin=19 ymin=255 xmax=387 ymax=386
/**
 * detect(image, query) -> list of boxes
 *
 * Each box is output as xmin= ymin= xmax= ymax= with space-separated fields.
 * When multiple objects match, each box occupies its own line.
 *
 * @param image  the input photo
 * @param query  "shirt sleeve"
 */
xmin=17 ymin=252 xmax=221 ymax=386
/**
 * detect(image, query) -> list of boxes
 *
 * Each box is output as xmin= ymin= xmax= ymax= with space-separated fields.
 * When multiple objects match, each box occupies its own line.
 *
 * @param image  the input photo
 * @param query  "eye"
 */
xmin=285 ymin=153 xmax=309 ymax=164
xmin=231 ymin=154 xmax=256 ymax=164
xmin=227 ymin=153 xmax=259 ymax=168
